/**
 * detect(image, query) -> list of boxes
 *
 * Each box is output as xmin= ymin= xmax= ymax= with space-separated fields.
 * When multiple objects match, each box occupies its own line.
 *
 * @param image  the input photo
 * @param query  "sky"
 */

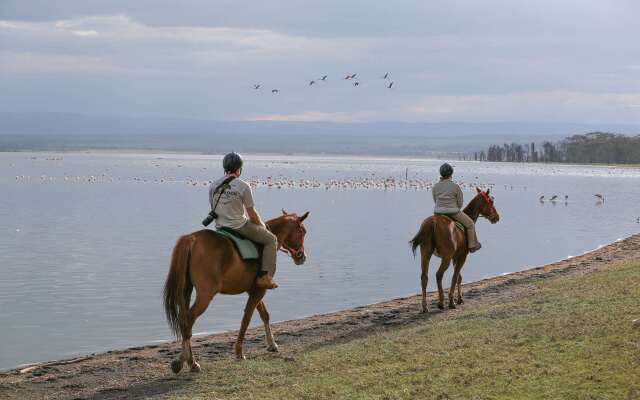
xmin=1 ymin=1 xmax=639 ymax=124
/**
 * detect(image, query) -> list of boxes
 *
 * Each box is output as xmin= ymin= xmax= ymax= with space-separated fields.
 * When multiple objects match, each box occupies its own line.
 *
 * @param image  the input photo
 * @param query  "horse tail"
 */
xmin=410 ymin=218 xmax=435 ymax=257
xmin=163 ymin=234 xmax=194 ymax=340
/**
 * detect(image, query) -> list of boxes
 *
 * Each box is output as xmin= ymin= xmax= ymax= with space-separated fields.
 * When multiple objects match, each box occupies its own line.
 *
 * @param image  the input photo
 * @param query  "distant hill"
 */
xmin=1 ymin=112 xmax=638 ymax=156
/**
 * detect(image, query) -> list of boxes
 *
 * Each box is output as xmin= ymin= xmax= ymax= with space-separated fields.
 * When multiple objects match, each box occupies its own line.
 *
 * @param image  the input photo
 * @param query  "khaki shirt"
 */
xmin=432 ymin=178 xmax=463 ymax=214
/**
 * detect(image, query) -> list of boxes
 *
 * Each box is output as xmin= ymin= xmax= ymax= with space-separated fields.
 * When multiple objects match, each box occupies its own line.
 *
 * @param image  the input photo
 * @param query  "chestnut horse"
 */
xmin=163 ymin=210 xmax=309 ymax=373
xmin=410 ymin=188 xmax=499 ymax=312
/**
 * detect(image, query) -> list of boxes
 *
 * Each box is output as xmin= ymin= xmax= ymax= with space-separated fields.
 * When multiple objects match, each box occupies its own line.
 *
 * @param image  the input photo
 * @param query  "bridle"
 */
xmin=266 ymin=218 xmax=306 ymax=260
xmin=280 ymin=242 xmax=305 ymax=259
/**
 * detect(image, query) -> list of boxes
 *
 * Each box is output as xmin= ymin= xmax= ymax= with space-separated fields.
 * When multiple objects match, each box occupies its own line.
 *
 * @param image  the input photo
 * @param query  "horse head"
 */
xmin=273 ymin=210 xmax=310 ymax=265
xmin=476 ymin=188 xmax=500 ymax=224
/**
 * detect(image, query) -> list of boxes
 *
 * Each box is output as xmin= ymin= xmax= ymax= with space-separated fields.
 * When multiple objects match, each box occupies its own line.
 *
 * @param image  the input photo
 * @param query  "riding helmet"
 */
xmin=439 ymin=163 xmax=454 ymax=178
xmin=223 ymin=152 xmax=243 ymax=173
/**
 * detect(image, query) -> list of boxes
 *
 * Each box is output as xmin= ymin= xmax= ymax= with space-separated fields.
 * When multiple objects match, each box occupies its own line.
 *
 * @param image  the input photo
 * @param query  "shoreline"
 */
xmin=1 ymin=237 xmax=623 ymax=373
xmin=2 ymin=233 xmax=640 ymax=399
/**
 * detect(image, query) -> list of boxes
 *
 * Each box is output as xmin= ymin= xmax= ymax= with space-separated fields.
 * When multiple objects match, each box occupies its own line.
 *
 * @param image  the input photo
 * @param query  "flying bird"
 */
xmin=344 ymin=73 xmax=357 ymax=80
xmin=550 ymin=195 xmax=558 ymax=202
xmin=309 ymin=80 xmax=316 ymax=86
xmin=320 ymin=75 xmax=328 ymax=81
xmin=271 ymin=89 xmax=279 ymax=94
xmin=539 ymin=195 xmax=545 ymax=202
xmin=353 ymin=81 xmax=360 ymax=87
xmin=383 ymin=72 xmax=390 ymax=79
xmin=253 ymin=84 xmax=261 ymax=90
xmin=594 ymin=194 xmax=605 ymax=202
xmin=387 ymin=81 xmax=394 ymax=89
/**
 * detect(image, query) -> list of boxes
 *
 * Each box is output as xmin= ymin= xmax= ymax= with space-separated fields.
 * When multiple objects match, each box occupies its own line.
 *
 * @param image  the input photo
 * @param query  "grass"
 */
xmin=163 ymin=262 xmax=640 ymax=400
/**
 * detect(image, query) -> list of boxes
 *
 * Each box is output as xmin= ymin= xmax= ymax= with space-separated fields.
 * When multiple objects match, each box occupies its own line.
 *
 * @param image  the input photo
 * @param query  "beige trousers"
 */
xmin=236 ymin=222 xmax=278 ymax=275
xmin=450 ymin=212 xmax=479 ymax=248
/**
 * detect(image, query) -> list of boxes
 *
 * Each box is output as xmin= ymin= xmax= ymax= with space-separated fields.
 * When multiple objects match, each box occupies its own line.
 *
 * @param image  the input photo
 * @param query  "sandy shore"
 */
xmin=2 ymin=234 xmax=639 ymax=400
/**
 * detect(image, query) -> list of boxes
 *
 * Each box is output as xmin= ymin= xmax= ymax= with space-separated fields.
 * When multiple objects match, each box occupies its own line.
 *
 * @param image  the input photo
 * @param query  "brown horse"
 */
xmin=163 ymin=210 xmax=309 ymax=373
xmin=410 ymin=188 xmax=499 ymax=312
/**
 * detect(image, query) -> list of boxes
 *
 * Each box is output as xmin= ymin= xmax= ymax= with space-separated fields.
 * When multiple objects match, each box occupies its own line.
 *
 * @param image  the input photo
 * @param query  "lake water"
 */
xmin=1 ymin=152 xmax=639 ymax=369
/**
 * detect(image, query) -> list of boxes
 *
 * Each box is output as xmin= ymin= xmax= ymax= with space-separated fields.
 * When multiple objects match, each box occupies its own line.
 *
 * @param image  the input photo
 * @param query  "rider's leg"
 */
xmin=236 ymin=222 xmax=278 ymax=288
xmin=452 ymin=212 xmax=480 ymax=250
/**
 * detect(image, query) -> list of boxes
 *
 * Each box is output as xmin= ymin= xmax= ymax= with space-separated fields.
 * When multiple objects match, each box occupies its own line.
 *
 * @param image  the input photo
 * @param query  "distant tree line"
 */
xmin=474 ymin=132 xmax=640 ymax=164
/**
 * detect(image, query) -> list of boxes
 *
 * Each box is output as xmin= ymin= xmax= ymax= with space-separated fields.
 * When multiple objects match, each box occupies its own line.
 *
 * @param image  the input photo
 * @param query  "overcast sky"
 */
xmin=1 ymin=1 xmax=639 ymax=123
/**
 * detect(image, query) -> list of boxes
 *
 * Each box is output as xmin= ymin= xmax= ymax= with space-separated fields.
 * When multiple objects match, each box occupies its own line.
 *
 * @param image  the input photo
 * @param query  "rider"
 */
xmin=432 ymin=163 xmax=482 ymax=253
xmin=210 ymin=152 xmax=278 ymax=289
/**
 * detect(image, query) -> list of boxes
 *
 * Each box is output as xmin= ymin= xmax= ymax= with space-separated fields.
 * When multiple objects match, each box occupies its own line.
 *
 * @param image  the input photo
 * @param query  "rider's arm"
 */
xmin=456 ymin=185 xmax=464 ymax=209
xmin=246 ymin=207 xmax=265 ymax=227
xmin=241 ymin=184 xmax=264 ymax=226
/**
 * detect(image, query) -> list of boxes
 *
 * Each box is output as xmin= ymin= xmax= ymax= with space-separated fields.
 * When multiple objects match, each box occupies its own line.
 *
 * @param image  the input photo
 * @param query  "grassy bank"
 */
xmin=164 ymin=261 xmax=640 ymax=400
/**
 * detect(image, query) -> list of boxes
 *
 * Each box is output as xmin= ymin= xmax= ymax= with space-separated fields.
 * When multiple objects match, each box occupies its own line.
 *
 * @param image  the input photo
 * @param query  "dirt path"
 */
xmin=2 ymin=234 xmax=640 ymax=400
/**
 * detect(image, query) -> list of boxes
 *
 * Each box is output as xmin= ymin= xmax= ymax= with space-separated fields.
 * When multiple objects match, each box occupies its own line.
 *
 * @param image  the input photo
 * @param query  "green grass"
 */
xmin=163 ymin=262 xmax=640 ymax=400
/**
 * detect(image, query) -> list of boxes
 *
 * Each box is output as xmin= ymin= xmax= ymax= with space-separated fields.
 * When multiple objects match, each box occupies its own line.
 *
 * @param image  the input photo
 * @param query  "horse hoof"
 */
xmin=170 ymin=359 xmax=183 ymax=374
xmin=456 ymin=299 xmax=464 ymax=305
xmin=437 ymin=303 xmax=444 ymax=310
xmin=190 ymin=362 xmax=201 ymax=373
xmin=421 ymin=308 xmax=428 ymax=314
xmin=236 ymin=354 xmax=246 ymax=361
xmin=267 ymin=344 xmax=279 ymax=353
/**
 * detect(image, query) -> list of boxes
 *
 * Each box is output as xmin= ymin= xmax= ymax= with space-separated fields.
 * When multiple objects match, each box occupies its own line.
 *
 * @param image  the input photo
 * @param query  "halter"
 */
xmin=279 ymin=242 xmax=305 ymax=259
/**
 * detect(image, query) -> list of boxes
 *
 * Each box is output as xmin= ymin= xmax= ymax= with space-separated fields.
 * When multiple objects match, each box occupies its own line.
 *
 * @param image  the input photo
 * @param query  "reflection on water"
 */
xmin=1 ymin=152 xmax=639 ymax=369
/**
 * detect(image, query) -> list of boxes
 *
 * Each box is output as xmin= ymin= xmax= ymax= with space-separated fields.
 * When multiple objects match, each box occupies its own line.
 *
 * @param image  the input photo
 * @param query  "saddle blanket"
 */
xmin=214 ymin=229 xmax=260 ymax=260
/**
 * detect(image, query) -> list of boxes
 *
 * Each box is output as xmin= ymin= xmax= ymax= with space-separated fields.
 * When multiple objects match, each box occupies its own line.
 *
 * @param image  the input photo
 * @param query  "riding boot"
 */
xmin=255 ymin=273 xmax=278 ymax=289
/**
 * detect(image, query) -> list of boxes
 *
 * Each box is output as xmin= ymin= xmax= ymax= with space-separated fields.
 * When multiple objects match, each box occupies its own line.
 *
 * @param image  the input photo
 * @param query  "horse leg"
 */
xmin=456 ymin=273 xmax=464 ymax=305
xmin=455 ymin=254 xmax=467 ymax=305
xmin=420 ymin=245 xmax=433 ymax=313
xmin=436 ymin=257 xmax=451 ymax=310
xmin=256 ymin=298 xmax=278 ymax=352
xmin=235 ymin=291 xmax=265 ymax=360
xmin=176 ymin=288 xmax=215 ymax=373
xmin=448 ymin=264 xmax=462 ymax=309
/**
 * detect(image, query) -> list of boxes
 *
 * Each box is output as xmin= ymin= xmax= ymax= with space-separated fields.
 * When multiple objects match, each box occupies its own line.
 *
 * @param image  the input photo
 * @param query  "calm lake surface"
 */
xmin=1 ymin=152 xmax=639 ymax=369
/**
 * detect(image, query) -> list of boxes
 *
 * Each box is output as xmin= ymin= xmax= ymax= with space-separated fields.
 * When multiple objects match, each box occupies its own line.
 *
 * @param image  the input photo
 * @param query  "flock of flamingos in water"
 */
xmin=10 ymin=157 xmax=612 ymax=207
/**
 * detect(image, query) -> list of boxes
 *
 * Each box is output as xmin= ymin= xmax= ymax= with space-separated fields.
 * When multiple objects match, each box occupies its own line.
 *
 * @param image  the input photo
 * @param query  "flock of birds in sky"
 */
xmin=252 ymin=72 xmax=394 ymax=94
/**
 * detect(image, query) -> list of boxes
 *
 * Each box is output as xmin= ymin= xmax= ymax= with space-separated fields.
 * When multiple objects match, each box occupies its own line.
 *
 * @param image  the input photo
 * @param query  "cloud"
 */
xmin=0 ymin=2 xmax=639 ymax=123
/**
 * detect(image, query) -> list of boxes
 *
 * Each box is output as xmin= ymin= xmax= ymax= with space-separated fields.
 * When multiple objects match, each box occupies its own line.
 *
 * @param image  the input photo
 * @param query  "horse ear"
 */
xmin=476 ymin=187 xmax=482 ymax=193
xmin=299 ymin=211 xmax=309 ymax=222
xmin=282 ymin=209 xmax=288 ymax=215
xmin=486 ymin=188 xmax=491 ymax=195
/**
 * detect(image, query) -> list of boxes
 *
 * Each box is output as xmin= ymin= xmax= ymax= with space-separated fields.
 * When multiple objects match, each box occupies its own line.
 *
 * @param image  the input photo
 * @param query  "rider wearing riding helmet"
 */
xmin=432 ymin=163 xmax=482 ymax=253
xmin=210 ymin=152 xmax=278 ymax=289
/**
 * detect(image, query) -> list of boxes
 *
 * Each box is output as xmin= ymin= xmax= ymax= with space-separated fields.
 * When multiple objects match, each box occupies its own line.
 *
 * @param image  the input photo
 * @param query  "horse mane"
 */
xmin=462 ymin=193 xmax=483 ymax=221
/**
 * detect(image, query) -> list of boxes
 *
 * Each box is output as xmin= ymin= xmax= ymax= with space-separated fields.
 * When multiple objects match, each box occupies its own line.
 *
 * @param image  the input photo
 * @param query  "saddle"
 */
xmin=213 ymin=228 xmax=261 ymax=260
xmin=434 ymin=213 xmax=466 ymax=232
